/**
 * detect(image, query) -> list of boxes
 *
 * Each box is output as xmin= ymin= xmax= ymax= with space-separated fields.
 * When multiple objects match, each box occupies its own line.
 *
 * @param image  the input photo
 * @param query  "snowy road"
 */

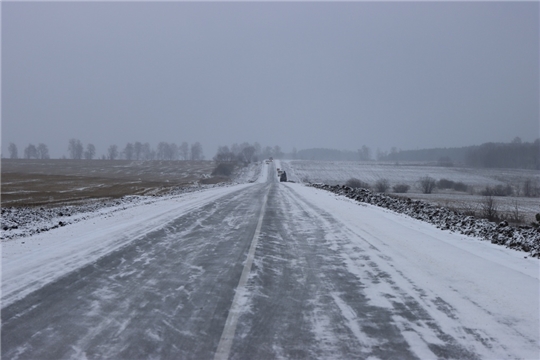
xmin=2 ymin=162 xmax=539 ymax=359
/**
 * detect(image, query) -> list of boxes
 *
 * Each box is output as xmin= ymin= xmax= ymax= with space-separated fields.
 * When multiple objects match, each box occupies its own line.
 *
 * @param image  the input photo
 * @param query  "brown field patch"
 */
xmin=1 ymin=159 xmax=221 ymax=207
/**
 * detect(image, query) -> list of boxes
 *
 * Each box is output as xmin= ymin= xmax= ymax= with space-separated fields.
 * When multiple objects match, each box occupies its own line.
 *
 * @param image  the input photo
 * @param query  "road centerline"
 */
xmin=214 ymin=188 xmax=269 ymax=360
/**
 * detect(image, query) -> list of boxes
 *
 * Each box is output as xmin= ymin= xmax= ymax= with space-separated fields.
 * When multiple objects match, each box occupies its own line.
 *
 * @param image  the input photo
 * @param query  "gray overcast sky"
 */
xmin=2 ymin=1 xmax=539 ymax=158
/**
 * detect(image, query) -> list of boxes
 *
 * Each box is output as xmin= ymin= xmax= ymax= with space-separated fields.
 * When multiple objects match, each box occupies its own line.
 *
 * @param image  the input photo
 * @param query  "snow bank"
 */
xmin=231 ymin=162 xmax=262 ymax=184
xmin=1 ymin=185 xmax=227 ymax=241
xmin=310 ymin=184 xmax=540 ymax=258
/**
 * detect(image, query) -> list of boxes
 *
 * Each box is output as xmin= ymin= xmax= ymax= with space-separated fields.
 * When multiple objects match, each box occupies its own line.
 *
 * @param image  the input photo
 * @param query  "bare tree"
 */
xmin=157 ymin=142 xmax=169 ymax=160
xmin=481 ymin=195 xmax=499 ymax=222
xmin=190 ymin=142 xmax=203 ymax=161
xmin=374 ymin=178 xmax=390 ymax=193
xmin=214 ymin=146 xmax=236 ymax=162
xmin=134 ymin=142 xmax=143 ymax=160
xmin=522 ymin=179 xmax=539 ymax=197
xmin=8 ymin=143 xmax=18 ymax=159
xmin=68 ymin=139 xmax=84 ymax=159
xmin=84 ymin=144 xmax=96 ymax=160
xmin=418 ymin=176 xmax=437 ymax=194
xmin=123 ymin=142 xmax=134 ymax=160
xmin=170 ymin=143 xmax=179 ymax=160
xmin=108 ymin=145 xmax=119 ymax=160
xmin=345 ymin=178 xmax=370 ymax=189
xmin=179 ymin=141 xmax=189 ymax=160
xmin=358 ymin=145 xmax=371 ymax=161
xmin=142 ymin=142 xmax=152 ymax=160
xmin=509 ymin=200 xmax=524 ymax=224
xmin=392 ymin=184 xmax=410 ymax=193
xmin=157 ymin=142 xmax=178 ymax=160
xmin=24 ymin=144 xmax=38 ymax=159
xmin=239 ymin=146 xmax=256 ymax=163
xmin=37 ymin=143 xmax=50 ymax=159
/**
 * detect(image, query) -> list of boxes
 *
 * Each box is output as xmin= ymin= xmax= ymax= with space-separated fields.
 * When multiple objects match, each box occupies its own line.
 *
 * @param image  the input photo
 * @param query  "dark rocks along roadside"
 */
xmin=310 ymin=184 xmax=540 ymax=258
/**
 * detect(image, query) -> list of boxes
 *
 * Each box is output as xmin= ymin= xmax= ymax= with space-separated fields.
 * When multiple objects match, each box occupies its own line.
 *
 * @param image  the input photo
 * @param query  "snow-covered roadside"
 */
xmin=2 ymin=160 xmax=267 ymax=242
xmin=1 ymin=183 xmax=253 ymax=307
xmin=283 ymin=183 xmax=539 ymax=358
xmin=232 ymin=162 xmax=263 ymax=184
xmin=1 ymin=184 xmax=226 ymax=241
xmin=311 ymin=183 xmax=540 ymax=258
xmin=1 ymin=161 xmax=269 ymax=307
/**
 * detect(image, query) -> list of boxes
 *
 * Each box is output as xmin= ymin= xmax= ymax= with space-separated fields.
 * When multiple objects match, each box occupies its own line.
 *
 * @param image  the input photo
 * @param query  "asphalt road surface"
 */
xmin=2 ymin=163 xmax=538 ymax=359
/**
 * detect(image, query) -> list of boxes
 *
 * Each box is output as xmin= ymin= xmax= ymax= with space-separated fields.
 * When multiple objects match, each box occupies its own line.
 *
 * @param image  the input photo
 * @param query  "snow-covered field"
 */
xmin=282 ymin=160 xmax=539 ymax=191
xmin=281 ymin=160 xmax=540 ymax=223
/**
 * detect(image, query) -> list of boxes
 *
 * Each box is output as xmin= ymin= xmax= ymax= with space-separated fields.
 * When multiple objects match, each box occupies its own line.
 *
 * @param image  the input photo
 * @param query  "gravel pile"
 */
xmin=310 ymin=183 xmax=540 ymax=258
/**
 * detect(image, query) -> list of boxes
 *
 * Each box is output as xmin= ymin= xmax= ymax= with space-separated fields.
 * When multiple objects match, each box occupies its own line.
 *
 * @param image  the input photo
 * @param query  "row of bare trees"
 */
xmin=214 ymin=142 xmax=284 ymax=163
xmin=8 ymin=143 xmax=50 ymax=159
xmin=6 ymin=140 xmax=204 ymax=161
xmin=67 ymin=139 xmax=96 ymax=160
xmin=102 ymin=140 xmax=204 ymax=161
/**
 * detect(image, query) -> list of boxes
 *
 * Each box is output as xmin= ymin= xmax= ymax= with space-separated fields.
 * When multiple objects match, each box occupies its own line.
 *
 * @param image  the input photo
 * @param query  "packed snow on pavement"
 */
xmin=1 ymin=183 xmax=254 ymax=307
xmin=311 ymin=183 xmax=540 ymax=258
xmin=280 ymin=183 xmax=539 ymax=359
xmin=2 ymin=163 xmax=265 ymax=307
xmin=2 ymin=161 xmax=538 ymax=358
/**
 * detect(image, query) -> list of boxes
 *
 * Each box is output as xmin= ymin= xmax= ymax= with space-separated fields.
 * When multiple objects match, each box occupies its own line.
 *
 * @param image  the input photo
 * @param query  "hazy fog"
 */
xmin=2 ymin=2 xmax=538 ymax=159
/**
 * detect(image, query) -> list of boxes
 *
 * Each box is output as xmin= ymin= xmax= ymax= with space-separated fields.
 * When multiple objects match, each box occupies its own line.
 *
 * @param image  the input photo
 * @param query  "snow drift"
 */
xmin=310 ymin=184 xmax=540 ymax=258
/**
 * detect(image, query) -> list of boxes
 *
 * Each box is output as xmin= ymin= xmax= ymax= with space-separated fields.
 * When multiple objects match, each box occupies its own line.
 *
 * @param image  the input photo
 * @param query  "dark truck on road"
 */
xmin=279 ymin=171 xmax=287 ymax=182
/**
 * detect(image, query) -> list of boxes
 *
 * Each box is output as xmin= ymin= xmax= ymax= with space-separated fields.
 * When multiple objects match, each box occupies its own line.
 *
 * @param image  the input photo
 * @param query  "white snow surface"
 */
xmin=283 ymin=183 xmax=539 ymax=358
xmin=231 ymin=161 xmax=263 ymax=184
xmin=1 ymin=184 xmax=252 ymax=307
xmin=281 ymin=160 xmax=540 ymax=190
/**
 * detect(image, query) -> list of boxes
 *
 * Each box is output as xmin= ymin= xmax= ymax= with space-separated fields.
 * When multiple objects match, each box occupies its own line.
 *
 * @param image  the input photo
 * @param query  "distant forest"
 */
xmin=384 ymin=138 xmax=539 ymax=169
xmin=292 ymin=138 xmax=539 ymax=170
xmin=7 ymin=138 xmax=539 ymax=170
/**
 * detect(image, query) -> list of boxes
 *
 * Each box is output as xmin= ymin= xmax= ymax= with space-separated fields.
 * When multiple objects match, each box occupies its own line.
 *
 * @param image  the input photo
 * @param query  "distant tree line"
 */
xmin=105 ymin=140 xmax=204 ymax=161
xmin=6 ymin=139 xmax=204 ymax=161
xmin=465 ymin=138 xmax=539 ymax=169
xmin=382 ymin=147 xmax=469 ymax=163
xmin=381 ymin=137 xmax=539 ymax=170
xmin=212 ymin=142 xmax=285 ymax=177
xmin=214 ymin=142 xmax=283 ymax=163
xmin=7 ymin=142 xmax=50 ymax=159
